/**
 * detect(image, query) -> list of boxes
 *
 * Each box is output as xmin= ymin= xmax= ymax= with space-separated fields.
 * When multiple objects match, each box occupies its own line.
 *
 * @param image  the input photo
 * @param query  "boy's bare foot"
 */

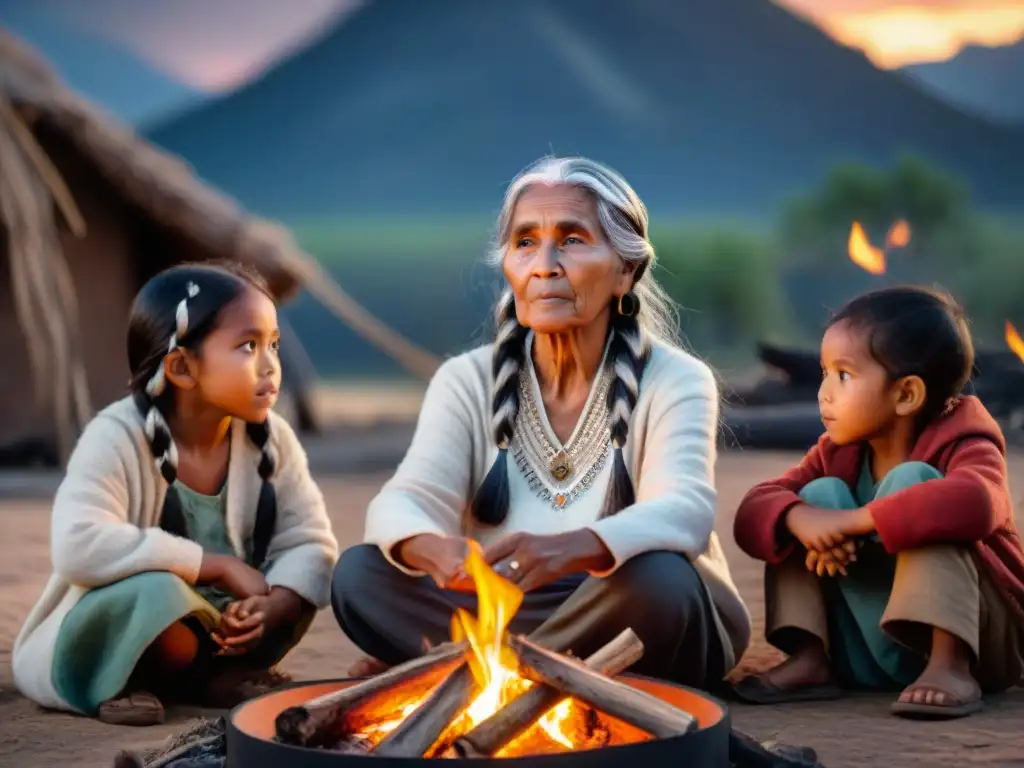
xmin=347 ymin=656 xmax=391 ymax=678
xmin=891 ymin=628 xmax=982 ymax=719
xmin=732 ymin=639 xmax=842 ymax=704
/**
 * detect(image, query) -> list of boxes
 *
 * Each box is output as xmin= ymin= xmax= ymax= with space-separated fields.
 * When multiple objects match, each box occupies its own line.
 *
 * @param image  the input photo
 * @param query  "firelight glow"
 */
xmin=848 ymin=222 xmax=887 ymax=275
xmin=776 ymin=0 xmax=1024 ymax=68
xmin=846 ymin=220 xmax=912 ymax=275
xmin=1006 ymin=321 xmax=1024 ymax=364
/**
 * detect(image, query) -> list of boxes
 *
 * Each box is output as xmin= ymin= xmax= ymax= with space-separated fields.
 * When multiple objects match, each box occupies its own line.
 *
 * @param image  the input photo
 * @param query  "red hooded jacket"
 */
xmin=733 ymin=396 xmax=1024 ymax=623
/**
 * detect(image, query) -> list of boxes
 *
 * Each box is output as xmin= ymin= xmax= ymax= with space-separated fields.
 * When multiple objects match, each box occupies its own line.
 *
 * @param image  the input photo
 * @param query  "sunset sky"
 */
xmin=779 ymin=0 xmax=1024 ymax=68
xmin=33 ymin=0 xmax=1024 ymax=92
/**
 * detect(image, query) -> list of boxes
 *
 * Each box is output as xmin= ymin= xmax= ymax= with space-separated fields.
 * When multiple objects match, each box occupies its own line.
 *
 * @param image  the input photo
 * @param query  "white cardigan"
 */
xmin=364 ymin=341 xmax=752 ymax=671
xmin=12 ymin=397 xmax=339 ymax=712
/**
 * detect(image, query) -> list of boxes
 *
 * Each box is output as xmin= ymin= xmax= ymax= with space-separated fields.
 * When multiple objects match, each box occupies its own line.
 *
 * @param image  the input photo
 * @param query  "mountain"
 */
xmin=146 ymin=0 xmax=1024 ymax=219
xmin=0 ymin=10 xmax=203 ymax=125
xmin=902 ymin=40 xmax=1024 ymax=126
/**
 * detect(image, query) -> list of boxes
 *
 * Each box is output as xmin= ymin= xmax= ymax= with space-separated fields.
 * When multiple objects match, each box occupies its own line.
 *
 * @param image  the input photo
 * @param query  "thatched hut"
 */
xmin=0 ymin=28 xmax=439 ymax=467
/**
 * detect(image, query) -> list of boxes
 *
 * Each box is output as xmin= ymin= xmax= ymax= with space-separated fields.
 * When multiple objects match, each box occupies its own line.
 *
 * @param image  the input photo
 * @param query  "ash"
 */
xmin=112 ymin=718 xmax=226 ymax=768
xmin=329 ymin=734 xmax=375 ymax=755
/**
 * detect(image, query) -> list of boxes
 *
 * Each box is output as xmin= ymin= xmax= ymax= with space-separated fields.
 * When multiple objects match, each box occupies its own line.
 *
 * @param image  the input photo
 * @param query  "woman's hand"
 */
xmin=395 ymin=534 xmax=475 ymax=592
xmin=483 ymin=530 xmax=613 ymax=593
xmin=213 ymin=587 xmax=304 ymax=655
xmin=198 ymin=552 xmax=269 ymax=600
xmin=785 ymin=504 xmax=875 ymax=552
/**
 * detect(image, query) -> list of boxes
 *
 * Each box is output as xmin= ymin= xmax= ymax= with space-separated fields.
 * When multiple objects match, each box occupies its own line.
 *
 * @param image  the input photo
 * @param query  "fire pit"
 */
xmin=228 ymin=545 xmax=730 ymax=765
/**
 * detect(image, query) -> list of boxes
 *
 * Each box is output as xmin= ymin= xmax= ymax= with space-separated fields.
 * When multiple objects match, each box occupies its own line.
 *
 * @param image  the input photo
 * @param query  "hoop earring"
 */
xmin=617 ymin=292 xmax=638 ymax=317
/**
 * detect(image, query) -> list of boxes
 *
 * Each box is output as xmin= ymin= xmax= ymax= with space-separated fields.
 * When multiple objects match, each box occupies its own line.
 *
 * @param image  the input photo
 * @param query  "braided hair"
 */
xmin=127 ymin=262 xmax=278 ymax=567
xmin=468 ymin=290 xmax=528 ymax=525
xmin=601 ymin=291 xmax=650 ymax=518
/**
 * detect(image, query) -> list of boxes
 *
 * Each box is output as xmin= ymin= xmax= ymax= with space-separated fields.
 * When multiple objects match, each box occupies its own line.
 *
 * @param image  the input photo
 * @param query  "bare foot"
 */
xmin=732 ymin=640 xmax=841 ymax=704
xmin=347 ymin=656 xmax=391 ymax=678
xmin=756 ymin=642 xmax=834 ymax=689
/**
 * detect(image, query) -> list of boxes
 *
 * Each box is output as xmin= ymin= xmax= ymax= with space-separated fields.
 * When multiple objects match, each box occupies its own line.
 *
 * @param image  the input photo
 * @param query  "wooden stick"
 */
xmin=452 ymin=628 xmax=644 ymax=758
xmin=371 ymin=662 xmax=475 ymax=757
xmin=274 ymin=641 xmax=467 ymax=747
xmin=507 ymin=635 xmax=698 ymax=739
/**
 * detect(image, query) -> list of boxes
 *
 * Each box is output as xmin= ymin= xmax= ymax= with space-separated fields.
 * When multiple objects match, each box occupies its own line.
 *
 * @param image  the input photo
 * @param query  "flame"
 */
xmin=886 ymin=219 xmax=911 ymax=249
xmin=348 ymin=543 xmax=616 ymax=756
xmin=848 ymin=221 xmax=886 ymax=274
xmin=1006 ymin=321 xmax=1024 ymax=364
xmin=847 ymin=219 xmax=912 ymax=275
xmin=450 ymin=542 xmax=524 ymax=724
xmin=444 ymin=542 xmax=577 ymax=751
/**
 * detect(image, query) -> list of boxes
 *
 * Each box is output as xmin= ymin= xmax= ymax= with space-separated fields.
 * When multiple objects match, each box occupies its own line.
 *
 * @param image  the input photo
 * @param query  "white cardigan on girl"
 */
xmin=12 ymin=396 xmax=339 ymax=712
xmin=364 ymin=341 xmax=752 ymax=672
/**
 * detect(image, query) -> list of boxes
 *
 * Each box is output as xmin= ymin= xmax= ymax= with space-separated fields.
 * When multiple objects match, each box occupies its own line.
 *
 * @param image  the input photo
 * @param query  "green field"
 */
xmin=279 ymin=196 xmax=1024 ymax=381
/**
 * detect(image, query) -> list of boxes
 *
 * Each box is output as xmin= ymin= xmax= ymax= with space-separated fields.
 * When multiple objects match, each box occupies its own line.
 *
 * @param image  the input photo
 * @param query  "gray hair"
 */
xmin=468 ymin=156 xmax=675 ymax=529
xmin=486 ymin=155 xmax=680 ymax=347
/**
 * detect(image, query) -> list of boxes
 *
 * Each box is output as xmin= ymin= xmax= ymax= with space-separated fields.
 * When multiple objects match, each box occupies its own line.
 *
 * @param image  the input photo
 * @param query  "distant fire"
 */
xmin=847 ymin=219 xmax=911 ymax=275
xmin=1006 ymin=320 xmax=1024 ymax=364
xmin=886 ymin=219 xmax=911 ymax=249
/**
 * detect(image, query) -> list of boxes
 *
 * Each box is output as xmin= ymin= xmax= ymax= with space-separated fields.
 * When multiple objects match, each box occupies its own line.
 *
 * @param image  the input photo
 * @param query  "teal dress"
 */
xmin=798 ymin=460 xmax=944 ymax=690
xmin=50 ymin=482 xmax=302 ymax=714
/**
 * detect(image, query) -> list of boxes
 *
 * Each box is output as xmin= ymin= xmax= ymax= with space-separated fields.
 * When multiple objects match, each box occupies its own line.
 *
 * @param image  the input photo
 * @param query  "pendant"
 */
xmin=554 ymin=494 xmax=567 ymax=508
xmin=549 ymin=449 xmax=573 ymax=482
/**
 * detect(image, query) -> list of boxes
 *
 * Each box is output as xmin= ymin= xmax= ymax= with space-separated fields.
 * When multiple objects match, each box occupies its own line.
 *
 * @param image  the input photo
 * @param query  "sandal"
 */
xmin=201 ymin=666 xmax=293 ymax=709
xmin=732 ymin=676 xmax=844 ymax=705
xmin=98 ymin=690 xmax=166 ymax=727
xmin=890 ymin=685 xmax=983 ymax=719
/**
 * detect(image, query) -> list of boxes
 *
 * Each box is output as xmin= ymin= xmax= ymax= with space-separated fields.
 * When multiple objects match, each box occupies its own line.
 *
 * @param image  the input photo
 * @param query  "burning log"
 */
xmin=274 ymin=640 xmax=468 ymax=747
xmin=508 ymin=635 xmax=698 ymax=739
xmin=280 ymin=547 xmax=700 ymax=760
xmin=452 ymin=628 xmax=644 ymax=758
xmin=372 ymin=662 xmax=476 ymax=757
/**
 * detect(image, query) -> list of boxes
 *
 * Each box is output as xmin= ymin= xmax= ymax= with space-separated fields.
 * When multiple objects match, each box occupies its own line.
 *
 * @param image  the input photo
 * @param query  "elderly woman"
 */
xmin=331 ymin=156 xmax=751 ymax=688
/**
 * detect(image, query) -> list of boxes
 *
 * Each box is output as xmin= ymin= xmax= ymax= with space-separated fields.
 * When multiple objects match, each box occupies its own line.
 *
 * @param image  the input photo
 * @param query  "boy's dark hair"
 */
xmin=827 ymin=285 xmax=974 ymax=425
xmin=127 ymin=261 xmax=278 ymax=568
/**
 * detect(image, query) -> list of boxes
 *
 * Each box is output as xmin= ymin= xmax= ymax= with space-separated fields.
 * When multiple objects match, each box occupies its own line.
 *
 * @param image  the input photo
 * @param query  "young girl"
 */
xmin=732 ymin=286 xmax=1024 ymax=719
xmin=12 ymin=262 xmax=338 ymax=726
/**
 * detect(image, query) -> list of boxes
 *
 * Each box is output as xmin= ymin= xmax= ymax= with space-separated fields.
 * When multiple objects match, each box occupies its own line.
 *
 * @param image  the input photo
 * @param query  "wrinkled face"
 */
xmin=181 ymin=285 xmax=282 ymax=423
xmin=818 ymin=320 xmax=900 ymax=445
xmin=503 ymin=184 xmax=635 ymax=334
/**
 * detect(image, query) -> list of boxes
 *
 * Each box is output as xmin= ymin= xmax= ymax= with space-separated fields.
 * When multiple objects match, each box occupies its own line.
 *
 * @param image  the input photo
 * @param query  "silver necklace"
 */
xmin=510 ymin=361 xmax=613 ymax=510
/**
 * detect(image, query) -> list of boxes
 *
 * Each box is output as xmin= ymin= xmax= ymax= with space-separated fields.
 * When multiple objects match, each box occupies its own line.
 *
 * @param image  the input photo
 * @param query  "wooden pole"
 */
xmin=507 ymin=635 xmax=697 ymax=739
xmin=274 ymin=641 xmax=467 ymax=747
xmin=371 ymin=663 xmax=475 ymax=758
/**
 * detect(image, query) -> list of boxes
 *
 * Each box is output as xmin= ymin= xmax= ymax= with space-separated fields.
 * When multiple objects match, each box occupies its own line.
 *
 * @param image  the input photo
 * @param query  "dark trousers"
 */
xmin=331 ymin=544 xmax=725 ymax=689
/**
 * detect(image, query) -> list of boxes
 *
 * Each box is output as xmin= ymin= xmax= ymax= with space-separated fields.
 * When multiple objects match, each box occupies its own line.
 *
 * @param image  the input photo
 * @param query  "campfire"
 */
xmin=273 ymin=544 xmax=697 ymax=759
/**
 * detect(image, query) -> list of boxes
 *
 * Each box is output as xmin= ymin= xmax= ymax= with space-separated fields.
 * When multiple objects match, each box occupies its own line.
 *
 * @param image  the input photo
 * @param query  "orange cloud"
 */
xmin=777 ymin=0 xmax=1024 ymax=67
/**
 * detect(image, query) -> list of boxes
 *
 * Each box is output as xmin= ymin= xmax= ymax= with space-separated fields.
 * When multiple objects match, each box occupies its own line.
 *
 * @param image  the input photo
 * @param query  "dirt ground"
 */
xmin=1 ymin=452 xmax=1022 ymax=767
